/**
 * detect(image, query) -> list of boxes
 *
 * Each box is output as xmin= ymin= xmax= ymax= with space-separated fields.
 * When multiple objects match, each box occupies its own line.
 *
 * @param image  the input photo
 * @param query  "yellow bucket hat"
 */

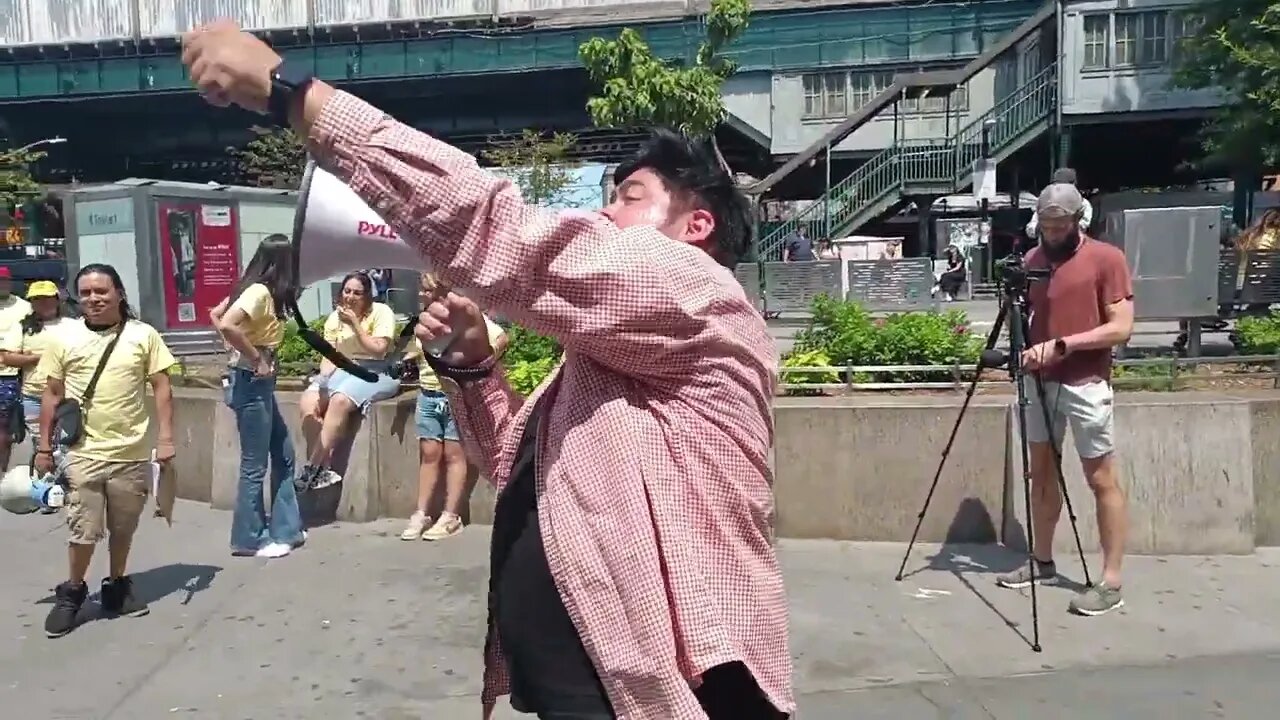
xmin=25 ymin=280 xmax=59 ymax=299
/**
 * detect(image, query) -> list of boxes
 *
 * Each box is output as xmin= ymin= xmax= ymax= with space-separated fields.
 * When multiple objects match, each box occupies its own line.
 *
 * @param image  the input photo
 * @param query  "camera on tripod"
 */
xmin=995 ymin=250 xmax=1051 ymax=295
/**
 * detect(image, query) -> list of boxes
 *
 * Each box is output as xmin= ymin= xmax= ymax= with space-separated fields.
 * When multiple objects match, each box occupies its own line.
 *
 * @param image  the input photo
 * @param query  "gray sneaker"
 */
xmin=996 ymin=559 xmax=1057 ymax=589
xmin=1069 ymin=582 xmax=1124 ymax=616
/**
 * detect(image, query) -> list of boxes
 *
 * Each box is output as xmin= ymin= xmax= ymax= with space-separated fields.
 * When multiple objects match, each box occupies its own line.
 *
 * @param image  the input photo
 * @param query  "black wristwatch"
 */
xmin=267 ymin=62 xmax=316 ymax=127
xmin=1054 ymin=338 xmax=1068 ymax=356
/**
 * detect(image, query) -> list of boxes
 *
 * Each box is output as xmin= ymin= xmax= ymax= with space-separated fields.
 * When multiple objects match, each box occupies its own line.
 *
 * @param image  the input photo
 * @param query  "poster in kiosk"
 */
xmin=155 ymin=201 xmax=241 ymax=329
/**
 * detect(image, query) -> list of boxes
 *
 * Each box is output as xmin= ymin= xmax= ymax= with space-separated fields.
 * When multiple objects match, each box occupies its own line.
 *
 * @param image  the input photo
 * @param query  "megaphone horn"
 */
xmin=288 ymin=159 xmax=452 ymax=381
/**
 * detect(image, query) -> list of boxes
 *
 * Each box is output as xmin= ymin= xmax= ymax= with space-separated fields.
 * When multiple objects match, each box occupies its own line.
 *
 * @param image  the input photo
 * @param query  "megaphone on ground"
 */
xmin=0 ymin=465 xmax=65 ymax=515
xmin=287 ymin=160 xmax=452 ymax=381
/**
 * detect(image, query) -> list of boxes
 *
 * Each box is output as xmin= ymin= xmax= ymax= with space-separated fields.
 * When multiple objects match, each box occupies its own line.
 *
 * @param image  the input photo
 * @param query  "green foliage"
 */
xmin=779 ymin=349 xmax=839 ymax=396
xmin=790 ymin=295 xmax=982 ymax=384
xmin=227 ymin=126 xmax=307 ymax=189
xmin=1172 ymin=1 xmax=1280 ymax=170
xmin=1236 ymin=311 xmax=1280 ymax=354
xmin=578 ymin=0 xmax=752 ymax=136
xmin=502 ymin=323 xmax=564 ymax=395
xmin=0 ymin=146 xmax=46 ymax=214
xmin=480 ymin=130 xmax=581 ymax=208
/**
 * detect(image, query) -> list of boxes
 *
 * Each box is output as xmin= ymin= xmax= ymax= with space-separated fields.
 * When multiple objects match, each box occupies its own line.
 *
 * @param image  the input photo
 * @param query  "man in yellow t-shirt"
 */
xmin=0 ymin=266 xmax=32 ymax=470
xmin=36 ymin=264 xmax=177 ymax=639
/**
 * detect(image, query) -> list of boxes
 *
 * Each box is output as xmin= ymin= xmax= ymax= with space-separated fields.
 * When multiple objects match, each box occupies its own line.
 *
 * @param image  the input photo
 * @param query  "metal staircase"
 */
xmin=749 ymin=0 xmax=1057 ymax=260
xmin=757 ymin=63 xmax=1057 ymax=259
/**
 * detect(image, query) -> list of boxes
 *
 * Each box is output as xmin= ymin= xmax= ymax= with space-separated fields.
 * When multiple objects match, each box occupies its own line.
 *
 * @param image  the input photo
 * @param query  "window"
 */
xmin=802 ymin=74 xmax=823 ymax=119
xmin=800 ymin=66 xmax=969 ymax=120
xmin=1172 ymin=11 xmax=1204 ymax=61
xmin=802 ymin=73 xmax=847 ymax=120
xmin=1082 ymin=15 xmax=1109 ymax=70
xmin=1114 ymin=11 xmax=1167 ymax=67
xmin=850 ymin=70 xmax=893 ymax=112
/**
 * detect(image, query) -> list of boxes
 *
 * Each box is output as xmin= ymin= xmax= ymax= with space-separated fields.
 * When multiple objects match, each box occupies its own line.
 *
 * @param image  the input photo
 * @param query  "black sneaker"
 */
xmin=100 ymin=576 xmax=149 ymax=618
xmin=294 ymin=464 xmax=321 ymax=493
xmin=45 ymin=581 xmax=88 ymax=638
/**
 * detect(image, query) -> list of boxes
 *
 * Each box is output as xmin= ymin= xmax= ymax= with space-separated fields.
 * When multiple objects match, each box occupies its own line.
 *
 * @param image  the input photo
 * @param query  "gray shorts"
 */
xmin=1021 ymin=377 xmax=1115 ymax=459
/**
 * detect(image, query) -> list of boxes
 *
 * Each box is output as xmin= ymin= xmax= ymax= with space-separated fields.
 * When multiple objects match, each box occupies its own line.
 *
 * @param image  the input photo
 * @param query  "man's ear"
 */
xmin=683 ymin=207 xmax=716 ymax=248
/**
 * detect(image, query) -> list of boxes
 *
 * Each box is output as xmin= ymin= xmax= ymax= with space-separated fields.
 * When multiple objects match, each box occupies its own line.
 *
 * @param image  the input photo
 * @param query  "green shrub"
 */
xmin=500 ymin=322 xmax=563 ymax=395
xmin=791 ymin=295 xmax=982 ymax=384
xmin=779 ymin=349 xmax=839 ymax=395
xmin=1236 ymin=312 xmax=1280 ymax=355
xmin=276 ymin=318 xmax=326 ymax=366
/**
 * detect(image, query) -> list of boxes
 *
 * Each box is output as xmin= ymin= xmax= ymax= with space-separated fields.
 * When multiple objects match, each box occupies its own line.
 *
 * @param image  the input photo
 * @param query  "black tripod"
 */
xmin=894 ymin=260 xmax=1092 ymax=652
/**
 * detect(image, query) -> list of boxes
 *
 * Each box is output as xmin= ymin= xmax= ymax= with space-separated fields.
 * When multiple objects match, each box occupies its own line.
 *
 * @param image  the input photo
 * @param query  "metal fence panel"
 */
xmin=761 ymin=260 xmax=841 ymax=314
xmin=846 ymin=257 xmax=936 ymax=311
xmin=734 ymin=262 xmax=761 ymax=310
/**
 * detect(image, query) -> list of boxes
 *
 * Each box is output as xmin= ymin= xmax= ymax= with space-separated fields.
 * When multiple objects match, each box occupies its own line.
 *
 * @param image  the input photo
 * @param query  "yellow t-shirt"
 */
xmin=228 ymin=283 xmax=284 ymax=349
xmin=0 ymin=295 xmax=32 ymax=378
xmin=0 ymin=316 xmax=75 ymax=398
xmin=406 ymin=316 xmax=506 ymax=392
xmin=38 ymin=319 xmax=177 ymax=462
xmin=323 ymin=302 xmax=396 ymax=361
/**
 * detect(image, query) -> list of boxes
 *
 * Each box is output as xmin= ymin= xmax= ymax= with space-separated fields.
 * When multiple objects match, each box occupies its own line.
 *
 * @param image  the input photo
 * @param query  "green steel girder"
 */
xmin=0 ymin=1 xmax=1040 ymax=102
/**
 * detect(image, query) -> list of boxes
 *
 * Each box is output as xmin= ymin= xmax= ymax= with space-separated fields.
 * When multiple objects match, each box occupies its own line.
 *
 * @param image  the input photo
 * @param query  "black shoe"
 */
xmin=293 ymin=464 xmax=320 ymax=494
xmin=45 ymin=581 xmax=88 ymax=638
xmin=100 ymin=576 xmax=149 ymax=618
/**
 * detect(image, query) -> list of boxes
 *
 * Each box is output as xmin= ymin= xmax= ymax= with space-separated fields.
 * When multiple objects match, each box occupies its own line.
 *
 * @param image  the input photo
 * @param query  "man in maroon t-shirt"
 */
xmin=995 ymin=183 xmax=1135 ymax=617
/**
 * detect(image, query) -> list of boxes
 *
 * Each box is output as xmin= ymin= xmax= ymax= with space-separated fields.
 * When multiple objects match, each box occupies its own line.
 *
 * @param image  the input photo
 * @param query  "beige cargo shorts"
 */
xmin=64 ymin=455 xmax=151 ymax=545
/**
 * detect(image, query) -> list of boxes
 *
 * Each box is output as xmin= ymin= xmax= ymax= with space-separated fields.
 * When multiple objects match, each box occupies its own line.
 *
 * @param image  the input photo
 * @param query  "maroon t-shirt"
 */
xmin=1026 ymin=237 xmax=1134 ymax=385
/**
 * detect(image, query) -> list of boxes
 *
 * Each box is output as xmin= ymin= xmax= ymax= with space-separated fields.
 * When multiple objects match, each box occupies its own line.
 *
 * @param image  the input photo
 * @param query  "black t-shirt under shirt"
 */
xmin=490 ymin=401 xmax=614 ymax=716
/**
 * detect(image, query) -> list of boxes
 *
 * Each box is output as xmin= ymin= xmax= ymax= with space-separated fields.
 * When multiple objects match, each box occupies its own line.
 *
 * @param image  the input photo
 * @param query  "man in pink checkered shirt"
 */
xmin=184 ymin=23 xmax=795 ymax=720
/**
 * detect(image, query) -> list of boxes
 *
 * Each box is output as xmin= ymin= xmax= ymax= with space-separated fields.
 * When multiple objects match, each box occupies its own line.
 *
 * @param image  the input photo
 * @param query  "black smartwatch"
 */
xmin=1054 ymin=338 xmax=1068 ymax=356
xmin=267 ymin=62 xmax=316 ymax=127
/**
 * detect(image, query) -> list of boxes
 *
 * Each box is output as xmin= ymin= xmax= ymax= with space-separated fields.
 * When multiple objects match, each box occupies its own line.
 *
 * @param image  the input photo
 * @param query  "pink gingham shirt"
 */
xmin=310 ymin=91 xmax=795 ymax=719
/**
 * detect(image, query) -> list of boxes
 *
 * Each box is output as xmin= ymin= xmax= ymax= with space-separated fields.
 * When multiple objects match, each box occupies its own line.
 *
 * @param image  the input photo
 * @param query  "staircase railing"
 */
xmin=951 ymin=63 xmax=1057 ymax=188
xmin=755 ymin=62 xmax=1059 ymax=258
xmin=756 ymin=144 xmax=902 ymax=260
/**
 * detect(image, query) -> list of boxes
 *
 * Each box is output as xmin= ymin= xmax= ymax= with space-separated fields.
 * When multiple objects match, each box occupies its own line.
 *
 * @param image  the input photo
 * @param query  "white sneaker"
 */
xmin=423 ymin=512 xmax=464 ymax=541
xmin=255 ymin=542 xmax=292 ymax=559
xmin=400 ymin=511 xmax=430 ymax=541
xmin=310 ymin=469 xmax=342 ymax=490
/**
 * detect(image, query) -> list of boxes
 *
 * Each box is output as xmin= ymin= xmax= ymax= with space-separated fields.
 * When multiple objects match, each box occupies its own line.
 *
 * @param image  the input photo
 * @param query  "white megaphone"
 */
xmin=287 ymin=160 xmax=453 ymax=381
xmin=0 ymin=465 xmax=65 ymax=515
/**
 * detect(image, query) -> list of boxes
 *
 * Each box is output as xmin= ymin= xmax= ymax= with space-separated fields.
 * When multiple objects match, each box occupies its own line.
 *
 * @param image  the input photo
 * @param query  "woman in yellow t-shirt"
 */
xmin=211 ymin=234 xmax=304 ymax=559
xmin=297 ymin=271 xmax=399 ymax=492
xmin=398 ymin=273 xmax=508 ymax=541
xmin=0 ymin=280 xmax=71 ymax=453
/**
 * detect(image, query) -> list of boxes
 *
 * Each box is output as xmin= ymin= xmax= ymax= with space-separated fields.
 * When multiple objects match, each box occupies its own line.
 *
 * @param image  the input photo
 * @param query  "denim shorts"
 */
xmin=416 ymin=390 xmax=459 ymax=442
xmin=21 ymin=394 xmax=41 ymax=445
xmin=307 ymin=362 xmax=400 ymax=414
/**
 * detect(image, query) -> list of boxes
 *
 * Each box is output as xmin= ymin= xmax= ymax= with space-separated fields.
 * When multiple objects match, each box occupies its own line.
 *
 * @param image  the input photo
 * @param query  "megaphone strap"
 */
xmin=286 ymin=301 xmax=379 ymax=382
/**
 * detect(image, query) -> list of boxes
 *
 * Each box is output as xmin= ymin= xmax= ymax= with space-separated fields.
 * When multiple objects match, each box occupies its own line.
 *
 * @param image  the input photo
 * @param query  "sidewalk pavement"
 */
xmin=3 ymin=501 xmax=1279 ymax=719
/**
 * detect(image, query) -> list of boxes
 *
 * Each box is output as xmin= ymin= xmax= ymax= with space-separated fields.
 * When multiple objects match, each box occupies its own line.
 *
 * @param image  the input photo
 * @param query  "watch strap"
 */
xmin=267 ymin=62 xmax=315 ymax=127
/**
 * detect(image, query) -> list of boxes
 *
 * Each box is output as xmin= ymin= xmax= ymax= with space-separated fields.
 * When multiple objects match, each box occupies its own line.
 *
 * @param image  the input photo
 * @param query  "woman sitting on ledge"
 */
xmin=297 ymin=271 xmax=399 ymax=492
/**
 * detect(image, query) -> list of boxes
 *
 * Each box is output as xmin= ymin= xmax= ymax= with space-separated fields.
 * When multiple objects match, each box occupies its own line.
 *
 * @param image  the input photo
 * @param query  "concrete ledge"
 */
xmin=170 ymin=388 xmax=1280 ymax=554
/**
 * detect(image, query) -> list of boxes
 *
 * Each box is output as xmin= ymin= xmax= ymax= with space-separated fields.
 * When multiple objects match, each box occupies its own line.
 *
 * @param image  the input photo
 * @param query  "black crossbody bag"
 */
xmin=53 ymin=323 xmax=125 ymax=448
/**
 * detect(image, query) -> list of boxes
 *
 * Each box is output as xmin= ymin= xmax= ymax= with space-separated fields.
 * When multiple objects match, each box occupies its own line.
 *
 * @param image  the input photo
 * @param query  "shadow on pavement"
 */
xmin=34 ymin=562 xmax=223 ymax=624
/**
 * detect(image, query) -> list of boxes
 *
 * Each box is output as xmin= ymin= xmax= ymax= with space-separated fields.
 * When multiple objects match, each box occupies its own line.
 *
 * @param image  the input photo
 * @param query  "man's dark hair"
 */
xmin=614 ymin=129 xmax=752 ymax=269
xmin=1051 ymin=167 xmax=1078 ymax=186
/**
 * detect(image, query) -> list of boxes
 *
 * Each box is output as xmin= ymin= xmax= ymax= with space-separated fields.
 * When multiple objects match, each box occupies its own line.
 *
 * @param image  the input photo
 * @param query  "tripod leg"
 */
xmin=895 ymin=305 xmax=1007 ymax=582
xmin=1011 ymin=373 xmax=1043 ymax=653
xmin=1006 ymin=300 xmax=1042 ymax=653
xmin=1021 ymin=316 xmax=1095 ymax=589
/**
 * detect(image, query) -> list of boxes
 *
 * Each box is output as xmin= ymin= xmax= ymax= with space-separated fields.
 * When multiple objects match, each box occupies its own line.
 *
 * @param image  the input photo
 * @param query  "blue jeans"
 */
xmin=225 ymin=369 xmax=303 ymax=551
